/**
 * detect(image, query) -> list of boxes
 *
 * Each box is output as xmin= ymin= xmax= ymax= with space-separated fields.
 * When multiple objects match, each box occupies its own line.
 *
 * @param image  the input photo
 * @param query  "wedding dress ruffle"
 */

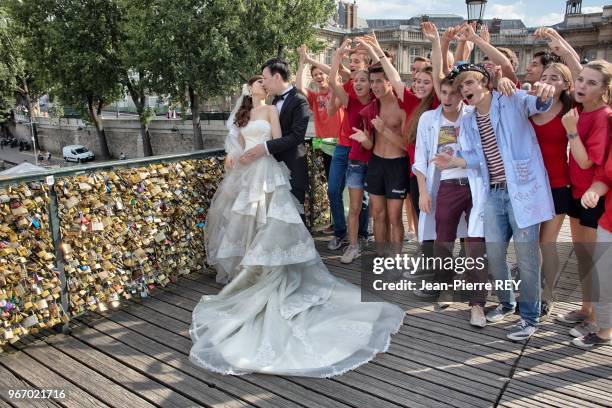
xmin=191 ymin=119 xmax=404 ymax=378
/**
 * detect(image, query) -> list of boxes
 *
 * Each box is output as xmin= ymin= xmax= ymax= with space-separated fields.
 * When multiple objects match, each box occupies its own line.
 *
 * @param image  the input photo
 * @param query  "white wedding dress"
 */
xmin=190 ymin=119 xmax=404 ymax=378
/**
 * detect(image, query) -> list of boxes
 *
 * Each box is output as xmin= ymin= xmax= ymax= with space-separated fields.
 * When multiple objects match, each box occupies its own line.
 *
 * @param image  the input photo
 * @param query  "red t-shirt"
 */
xmin=307 ymin=88 xmax=344 ymax=139
xmin=594 ymin=149 xmax=612 ymax=232
xmin=400 ymin=87 xmax=440 ymax=177
xmin=530 ymin=115 xmax=570 ymax=188
xmin=569 ymin=105 xmax=611 ymax=199
xmin=341 ymin=94 xmax=372 ymax=162
xmin=343 ymin=79 xmax=357 ymax=99
xmin=335 ymin=79 xmax=359 ymax=147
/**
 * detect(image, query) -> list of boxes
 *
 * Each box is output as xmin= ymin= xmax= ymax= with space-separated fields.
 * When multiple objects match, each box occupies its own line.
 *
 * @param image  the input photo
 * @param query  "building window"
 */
xmin=409 ymin=47 xmax=422 ymax=69
xmin=325 ymin=48 xmax=333 ymax=66
xmin=585 ymin=49 xmax=597 ymax=61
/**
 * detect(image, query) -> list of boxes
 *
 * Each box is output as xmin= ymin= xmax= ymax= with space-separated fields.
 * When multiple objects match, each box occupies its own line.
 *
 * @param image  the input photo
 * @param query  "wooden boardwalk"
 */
xmin=1 ymin=221 xmax=611 ymax=408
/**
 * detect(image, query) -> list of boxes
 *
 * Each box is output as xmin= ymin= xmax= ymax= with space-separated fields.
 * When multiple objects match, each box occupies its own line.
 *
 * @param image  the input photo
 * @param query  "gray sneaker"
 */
xmin=327 ymin=236 xmax=347 ymax=251
xmin=486 ymin=304 xmax=515 ymax=323
xmin=569 ymin=321 xmax=598 ymax=338
xmin=437 ymin=289 xmax=454 ymax=309
xmin=572 ymin=333 xmax=612 ymax=348
xmin=507 ymin=319 xmax=538 ymax=341
xmin=556 ymin=310 xmax=587 ymax=325
xmin=340 ymin=244 xmax=361 ymax=264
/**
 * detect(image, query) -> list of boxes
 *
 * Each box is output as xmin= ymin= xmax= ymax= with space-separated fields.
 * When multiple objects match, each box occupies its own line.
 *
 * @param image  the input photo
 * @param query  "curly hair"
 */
xmin=234 ymin=75 xmax=263 ymax=128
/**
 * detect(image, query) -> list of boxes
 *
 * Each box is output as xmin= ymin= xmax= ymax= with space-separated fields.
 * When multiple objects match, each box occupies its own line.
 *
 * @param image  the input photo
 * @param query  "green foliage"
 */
xmin=48 ymin=102 xmax=65 ymax=119
xmin=10 ymin=0 xmax=124 ymax=119
xmin=151 ymin=0 xmax=336 ymax=99
xmin=0 ymin=6 xmax=17 ymax=123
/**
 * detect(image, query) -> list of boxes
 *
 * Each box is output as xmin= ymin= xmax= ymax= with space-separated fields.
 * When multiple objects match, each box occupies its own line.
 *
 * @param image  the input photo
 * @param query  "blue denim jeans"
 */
xmin=484 ymin=186 xmax=541 ymax=327
xmin=328 ymin=146 xmax=369 ymax=239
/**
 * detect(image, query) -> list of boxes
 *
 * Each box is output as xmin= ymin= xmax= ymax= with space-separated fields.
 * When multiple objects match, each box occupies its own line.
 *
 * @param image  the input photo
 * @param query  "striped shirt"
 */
xmin=476 ymin=112 xmax=506 ymax=183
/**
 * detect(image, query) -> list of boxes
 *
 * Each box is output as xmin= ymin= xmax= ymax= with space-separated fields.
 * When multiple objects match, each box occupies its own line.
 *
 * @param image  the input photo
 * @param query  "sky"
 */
xmin=354 ymin=0 xmax=608 ymax=27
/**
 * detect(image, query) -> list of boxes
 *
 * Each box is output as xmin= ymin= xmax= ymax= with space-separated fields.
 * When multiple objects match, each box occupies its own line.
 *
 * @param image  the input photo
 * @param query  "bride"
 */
xmin=190 ymin=75 xmax=404 ymax=378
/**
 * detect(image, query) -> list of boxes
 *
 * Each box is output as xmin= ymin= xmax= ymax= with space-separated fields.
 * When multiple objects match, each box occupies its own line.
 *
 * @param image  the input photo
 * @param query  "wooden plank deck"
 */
xmin=1 ymin=220 xmax=611 ymax=408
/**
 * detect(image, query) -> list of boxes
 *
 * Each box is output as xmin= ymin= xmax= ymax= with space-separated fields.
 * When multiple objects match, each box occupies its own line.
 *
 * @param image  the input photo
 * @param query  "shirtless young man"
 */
xmin=351 ymin=62 xmax=408 ymax=254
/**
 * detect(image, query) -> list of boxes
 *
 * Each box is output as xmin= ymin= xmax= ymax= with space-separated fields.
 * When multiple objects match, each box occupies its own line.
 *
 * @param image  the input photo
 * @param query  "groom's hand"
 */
xmin=239 ymin=144 xmax=266 ymax=165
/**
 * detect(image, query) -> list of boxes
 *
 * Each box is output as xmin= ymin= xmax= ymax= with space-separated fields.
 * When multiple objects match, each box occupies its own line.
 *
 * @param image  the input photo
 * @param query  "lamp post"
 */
xmin=466 ymin=0 xmax=488 ymax=63
xmin=22 ymin=107 xmax=39 ymax=166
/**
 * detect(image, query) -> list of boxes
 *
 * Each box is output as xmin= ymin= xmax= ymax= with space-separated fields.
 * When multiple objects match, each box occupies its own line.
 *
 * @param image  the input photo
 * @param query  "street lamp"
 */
xmin=466 ymin=0 xmax=487 ymax=25
xmin=466 ymin=0 xmax=488 ymax=63
xmin=22 ymin=107 xmax=39 ymax=166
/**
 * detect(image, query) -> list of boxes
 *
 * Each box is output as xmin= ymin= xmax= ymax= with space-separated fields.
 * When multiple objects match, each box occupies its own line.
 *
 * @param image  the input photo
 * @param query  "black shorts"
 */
xmin=551 ymin=186 xmax=572 ymax=215
xmin=365 ymin=155 xmax=410 ymax=199
xmin=568 ymin=196 xmax=605 ymax=229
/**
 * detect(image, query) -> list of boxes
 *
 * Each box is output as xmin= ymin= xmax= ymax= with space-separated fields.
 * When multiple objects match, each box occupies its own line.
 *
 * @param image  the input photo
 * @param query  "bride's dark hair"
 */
xmin=234 ymin=75 xmax=264 ymax=128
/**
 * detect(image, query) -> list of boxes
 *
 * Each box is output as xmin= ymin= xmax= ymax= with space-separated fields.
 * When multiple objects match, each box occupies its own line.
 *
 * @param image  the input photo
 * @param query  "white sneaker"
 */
xmin=340 ymin=244 xmax=361 ymax=264
xmin=486 ymin=304 xmax=515 ymax=323
xmin=470 ymin=305 xmax=487 ymax=328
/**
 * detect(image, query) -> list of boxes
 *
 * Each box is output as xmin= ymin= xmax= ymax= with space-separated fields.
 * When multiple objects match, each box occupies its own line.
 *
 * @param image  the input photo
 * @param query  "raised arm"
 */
xmin=327 ymin=95 xmax=343 ymax=117
xmin=329 ymin=46 xmax=349 ymax=108
xmin=440 ymin=26 xmax=457 ymax=75
xmin=295 ymin=46 xmax=308 ymax=96
xmin=303 ymin=46 xmax=351 ymax=82
xmin=453 ymin=25 xmax=473 ymax=63
xmin=535 ymin=27 xmax=582 ymax=79
xmin=421 ymin=22 xmax=443 ymax=100
xmin=361 ymin=35 xmax=406 ymax=101
xmin=460 ymin=23 xmax=519 ymax=84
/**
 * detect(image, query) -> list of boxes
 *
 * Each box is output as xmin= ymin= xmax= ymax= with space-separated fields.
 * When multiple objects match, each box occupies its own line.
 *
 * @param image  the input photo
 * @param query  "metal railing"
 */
xmin=0 ymin=144 xmax=329 ymax=346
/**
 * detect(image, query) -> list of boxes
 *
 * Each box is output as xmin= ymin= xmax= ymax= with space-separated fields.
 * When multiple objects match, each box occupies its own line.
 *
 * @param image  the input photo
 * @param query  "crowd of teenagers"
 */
xmin=294 ymin=22 xmax=611 ymax=345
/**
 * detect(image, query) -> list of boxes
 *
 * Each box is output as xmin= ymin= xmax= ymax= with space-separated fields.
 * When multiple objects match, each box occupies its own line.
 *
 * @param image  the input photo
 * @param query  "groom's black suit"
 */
xmin=265 ymin=87 xmax=310 ymax=206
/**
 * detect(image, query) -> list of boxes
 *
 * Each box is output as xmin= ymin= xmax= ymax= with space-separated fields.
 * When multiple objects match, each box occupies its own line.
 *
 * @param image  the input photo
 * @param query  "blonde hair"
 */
xmin=582 ymin=60 xmax=612 ymax=105
xmin=453 ymin=71 xmax=487 ymax=92
xmin=544 ymin=63 xmax=574 ymax=114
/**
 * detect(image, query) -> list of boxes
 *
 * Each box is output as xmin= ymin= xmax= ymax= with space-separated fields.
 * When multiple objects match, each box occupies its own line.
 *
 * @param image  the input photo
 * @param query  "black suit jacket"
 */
xmin=265 ymin=87 xmax=309 ymax=202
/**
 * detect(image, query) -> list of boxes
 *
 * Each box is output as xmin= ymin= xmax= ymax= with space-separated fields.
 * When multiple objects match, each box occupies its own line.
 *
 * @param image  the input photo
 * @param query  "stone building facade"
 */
xmin=312 ymin=0 xmax=612 ymax=83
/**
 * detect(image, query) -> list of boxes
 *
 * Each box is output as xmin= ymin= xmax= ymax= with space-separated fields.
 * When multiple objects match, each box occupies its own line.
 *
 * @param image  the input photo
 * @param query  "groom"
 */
xmin=240 ymin=58 xmax=310 ymax=212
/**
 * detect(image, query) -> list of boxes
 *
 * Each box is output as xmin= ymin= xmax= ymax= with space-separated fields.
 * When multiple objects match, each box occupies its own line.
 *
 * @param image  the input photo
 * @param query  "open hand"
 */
xmin=349 ymin=127 xmax=368 ymax=144
xmin=337 ymin=38 xmax=353 ymax=56
xmin=421 ymin=22 xmax=439 ymax=42
xmin=480 ymin=24 xmax=491 ymax=43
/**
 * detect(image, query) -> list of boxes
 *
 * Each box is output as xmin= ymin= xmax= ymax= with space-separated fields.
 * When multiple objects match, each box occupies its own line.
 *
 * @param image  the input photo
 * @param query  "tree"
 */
xmin=152 ymin=0 xmax=335 ymax=150
xmin=10 ymin=0 xmax=124 ymax=160
xmin=0 ymin=6 xmax=17 ymax=125
xmin=116 ymin=0 xmax=157 ymax=156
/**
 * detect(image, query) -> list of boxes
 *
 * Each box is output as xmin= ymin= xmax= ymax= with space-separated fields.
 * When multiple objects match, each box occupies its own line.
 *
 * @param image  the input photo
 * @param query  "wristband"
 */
xmin=566 ymin=132 xmax=578 ymax=140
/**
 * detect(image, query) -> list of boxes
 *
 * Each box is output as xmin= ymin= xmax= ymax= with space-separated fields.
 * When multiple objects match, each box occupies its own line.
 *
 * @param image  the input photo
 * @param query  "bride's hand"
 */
xmin=225 ymin=155 xmax=236 ymax=170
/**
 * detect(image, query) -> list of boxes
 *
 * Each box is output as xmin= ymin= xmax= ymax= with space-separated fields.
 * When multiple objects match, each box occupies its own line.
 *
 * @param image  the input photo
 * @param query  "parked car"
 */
xmin=63 ymin=145 xmax=95 ymax=163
